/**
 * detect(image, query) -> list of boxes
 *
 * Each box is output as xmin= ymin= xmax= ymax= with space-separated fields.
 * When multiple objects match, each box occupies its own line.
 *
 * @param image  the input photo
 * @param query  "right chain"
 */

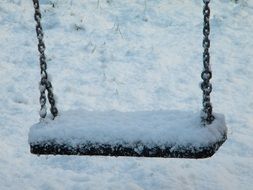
xmin=201 ymin=0 xmax=215 ymax=125
xmin=32 ymin=0 xmax=58 ymax=119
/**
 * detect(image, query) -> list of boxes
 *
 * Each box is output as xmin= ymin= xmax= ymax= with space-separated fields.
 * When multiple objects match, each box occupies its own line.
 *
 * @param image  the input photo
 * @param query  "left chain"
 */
xmin=32 ymin=0 xmax=58 ymax=119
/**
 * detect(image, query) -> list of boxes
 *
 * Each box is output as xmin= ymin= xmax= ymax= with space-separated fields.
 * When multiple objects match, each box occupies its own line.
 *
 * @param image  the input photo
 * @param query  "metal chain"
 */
xmin=201 ymin=0 xmax=214 ymax=125
xmin=32 ymin=0 xmax=58 ymax=119
xmin=32 ymin=0 xmax=214 ymax=124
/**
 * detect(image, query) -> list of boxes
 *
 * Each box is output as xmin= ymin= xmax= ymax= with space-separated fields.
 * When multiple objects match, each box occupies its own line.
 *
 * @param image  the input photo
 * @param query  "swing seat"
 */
xmin=28 ymin=110 xmax=227 ymax=158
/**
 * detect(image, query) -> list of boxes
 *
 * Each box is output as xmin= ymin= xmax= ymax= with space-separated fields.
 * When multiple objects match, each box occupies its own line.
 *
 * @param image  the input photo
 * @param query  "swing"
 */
xmin=29 ymin=0 xmax=227 ymax=159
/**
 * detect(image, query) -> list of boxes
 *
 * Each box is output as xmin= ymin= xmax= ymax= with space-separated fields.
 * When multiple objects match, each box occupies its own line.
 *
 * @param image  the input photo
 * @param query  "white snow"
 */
xmin=1 ymin=0 xmax=253 ymax=190
xmin=29 ymin=110 xmax=226 ymax=148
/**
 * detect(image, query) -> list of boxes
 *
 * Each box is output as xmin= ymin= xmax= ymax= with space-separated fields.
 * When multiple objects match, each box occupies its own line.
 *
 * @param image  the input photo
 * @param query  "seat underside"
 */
xmin=30 ymin=135 xmax=227 ymax=158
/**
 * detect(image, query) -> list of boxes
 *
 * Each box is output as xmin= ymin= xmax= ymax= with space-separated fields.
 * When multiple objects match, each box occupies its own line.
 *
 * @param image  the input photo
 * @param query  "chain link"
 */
xmin=32 ymin=0 xmax=58 ymax=119
xmin=201 ymin=0 xmax=214 ymax=125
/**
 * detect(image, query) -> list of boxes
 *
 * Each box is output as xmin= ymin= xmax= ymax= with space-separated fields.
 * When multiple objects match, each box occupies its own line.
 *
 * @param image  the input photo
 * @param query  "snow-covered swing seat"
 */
xmin=29 ymin=0 xmax=227 ymax=159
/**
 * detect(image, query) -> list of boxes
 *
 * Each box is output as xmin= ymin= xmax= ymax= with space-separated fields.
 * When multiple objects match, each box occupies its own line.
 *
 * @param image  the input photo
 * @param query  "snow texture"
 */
xmin=29 ymin=110 xmax=226 ymax=148
xmin=1 ymin=0 xmax=253 ymax=190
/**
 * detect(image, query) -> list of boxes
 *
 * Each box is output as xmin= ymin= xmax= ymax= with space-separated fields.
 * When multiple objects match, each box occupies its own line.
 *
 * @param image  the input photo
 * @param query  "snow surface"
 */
xmin=1 ymin=0 xmax=253 ymax=189
xmin=29 ymin=110 xmax=226 ymax=148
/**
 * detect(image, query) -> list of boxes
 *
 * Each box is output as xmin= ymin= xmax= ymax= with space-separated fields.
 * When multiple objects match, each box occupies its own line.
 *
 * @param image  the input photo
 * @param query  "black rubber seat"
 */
xmin=29 ymin=110 xmax=227 ymax=159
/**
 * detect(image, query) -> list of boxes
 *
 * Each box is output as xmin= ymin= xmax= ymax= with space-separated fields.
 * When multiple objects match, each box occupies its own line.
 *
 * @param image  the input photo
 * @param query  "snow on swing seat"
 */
xmin=28 ymin=110 xmax=227 ymax=158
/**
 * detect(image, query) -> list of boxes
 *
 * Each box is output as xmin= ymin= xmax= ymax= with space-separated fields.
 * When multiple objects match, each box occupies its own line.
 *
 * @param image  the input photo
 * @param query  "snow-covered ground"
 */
xmin=0 ymin=0 xmax=253 ymax=189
